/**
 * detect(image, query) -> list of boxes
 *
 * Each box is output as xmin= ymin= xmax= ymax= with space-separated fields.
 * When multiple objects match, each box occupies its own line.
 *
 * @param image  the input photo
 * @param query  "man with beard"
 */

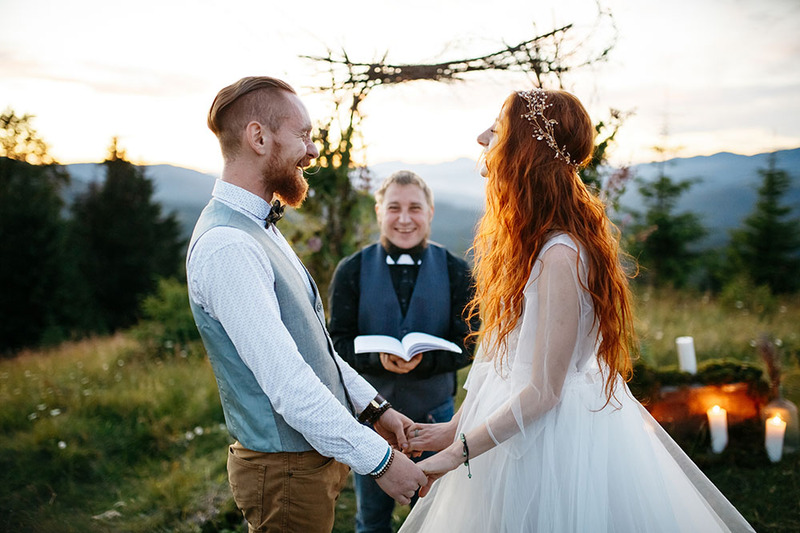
xmin=186 ymin=76 xmax=427 ymax=533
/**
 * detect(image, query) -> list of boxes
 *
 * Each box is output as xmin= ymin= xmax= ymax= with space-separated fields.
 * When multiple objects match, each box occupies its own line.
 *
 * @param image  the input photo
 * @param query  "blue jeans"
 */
xmin=354 ymin=397 xmax=455 ymax=533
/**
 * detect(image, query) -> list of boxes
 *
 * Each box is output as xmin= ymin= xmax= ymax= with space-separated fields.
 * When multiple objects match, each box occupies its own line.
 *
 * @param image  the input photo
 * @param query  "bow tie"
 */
xmin=265 ymin=200 xmax=284 ymax=227
xmin=386 ymin=254 xmax=420 ymax=266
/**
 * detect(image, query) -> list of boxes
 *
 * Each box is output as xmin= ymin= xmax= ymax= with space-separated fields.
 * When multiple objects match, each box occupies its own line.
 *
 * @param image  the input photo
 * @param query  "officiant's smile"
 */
xmin=376 ymin=180 xmax=434 ymax=250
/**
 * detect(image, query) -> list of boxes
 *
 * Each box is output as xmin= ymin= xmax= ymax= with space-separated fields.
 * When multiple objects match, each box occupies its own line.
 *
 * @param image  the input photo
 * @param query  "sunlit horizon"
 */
xmin=2 ymin=0 xmax=799 ymax=177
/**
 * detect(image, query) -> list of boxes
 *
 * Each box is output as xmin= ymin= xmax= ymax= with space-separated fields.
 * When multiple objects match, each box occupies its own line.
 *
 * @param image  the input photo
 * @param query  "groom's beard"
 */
xmin=262 ymin=143 xmax=309 ymax=208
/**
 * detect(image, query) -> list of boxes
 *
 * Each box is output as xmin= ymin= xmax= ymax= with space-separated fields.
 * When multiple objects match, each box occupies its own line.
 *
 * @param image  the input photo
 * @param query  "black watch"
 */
xmin=358 ymin=394 xmax=392 ymax=425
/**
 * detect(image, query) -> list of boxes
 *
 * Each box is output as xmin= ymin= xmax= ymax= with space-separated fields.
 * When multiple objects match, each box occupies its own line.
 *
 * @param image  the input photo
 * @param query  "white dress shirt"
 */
xmin=187 ymin=180 xmax=389 ymax=474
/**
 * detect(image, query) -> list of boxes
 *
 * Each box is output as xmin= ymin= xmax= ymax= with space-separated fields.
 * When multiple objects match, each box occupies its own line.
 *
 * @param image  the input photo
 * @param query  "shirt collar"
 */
xmin=212 ymin=179 xmax=271 ymax=222
xmin=381 ymin=238 xmax=426 ymax=265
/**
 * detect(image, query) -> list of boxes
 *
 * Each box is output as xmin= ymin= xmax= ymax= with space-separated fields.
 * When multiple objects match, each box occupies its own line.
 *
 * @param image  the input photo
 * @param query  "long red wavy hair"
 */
xmin=469 ymin=89 xmax=637 ymax=401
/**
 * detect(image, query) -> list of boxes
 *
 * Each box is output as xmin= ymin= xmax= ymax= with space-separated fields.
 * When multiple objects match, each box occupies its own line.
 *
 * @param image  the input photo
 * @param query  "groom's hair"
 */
xmin=208 ymin=76 xmax=297 ymax=162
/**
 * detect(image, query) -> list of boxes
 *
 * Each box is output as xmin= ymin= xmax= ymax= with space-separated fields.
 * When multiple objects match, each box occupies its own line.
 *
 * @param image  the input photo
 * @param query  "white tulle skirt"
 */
xmin=399 ymin=361 xmax=754 ymax=533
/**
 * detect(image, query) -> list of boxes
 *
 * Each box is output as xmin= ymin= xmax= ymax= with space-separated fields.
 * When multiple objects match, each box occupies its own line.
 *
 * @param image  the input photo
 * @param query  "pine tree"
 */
xmin=728 ymin=156 xmax=800 ymax=294
xmin=0 ymin=110 xmax=78 ymax=353
xmin=69 ymin=138 xmax=184 ymax=331
xmin=626 ymin=165 xmax=706 ymax=288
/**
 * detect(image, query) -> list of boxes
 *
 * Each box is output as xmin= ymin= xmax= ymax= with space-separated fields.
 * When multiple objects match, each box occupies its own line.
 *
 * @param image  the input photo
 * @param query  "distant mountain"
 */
xmin=64 ymin=163 xmax=217 ymax=237
xmin=370 ymin=148 xmax=800 ymax=251
xmin=615 ymin=149 xmax=800 ymax=248
xmin=62 ymin=148 xmax=799 ymax=255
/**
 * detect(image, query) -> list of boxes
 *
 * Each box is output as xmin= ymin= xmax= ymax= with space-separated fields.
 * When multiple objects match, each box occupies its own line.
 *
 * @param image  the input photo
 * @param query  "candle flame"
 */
xmin=709 ymin=405 xmax=722 ymax=414
xmin=768 ymin=415 xmax=784 ymax=426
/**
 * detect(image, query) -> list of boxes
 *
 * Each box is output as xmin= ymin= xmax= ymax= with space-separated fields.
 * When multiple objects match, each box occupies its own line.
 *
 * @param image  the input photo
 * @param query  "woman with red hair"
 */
xmin=399 ymin=89 xmax=753 ymax=532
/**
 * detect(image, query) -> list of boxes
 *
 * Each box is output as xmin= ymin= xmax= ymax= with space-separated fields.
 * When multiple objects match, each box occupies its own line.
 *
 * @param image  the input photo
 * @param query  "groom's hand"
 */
xmin=373 ymin=408 xmax=412 ymax=452
xmin=375 ymin=452 xmax=428 ymax=505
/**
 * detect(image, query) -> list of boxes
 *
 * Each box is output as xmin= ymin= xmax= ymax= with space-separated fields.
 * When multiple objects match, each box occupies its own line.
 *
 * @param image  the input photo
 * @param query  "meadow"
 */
xmin=1 ymin=287 xmax=798 ymax=533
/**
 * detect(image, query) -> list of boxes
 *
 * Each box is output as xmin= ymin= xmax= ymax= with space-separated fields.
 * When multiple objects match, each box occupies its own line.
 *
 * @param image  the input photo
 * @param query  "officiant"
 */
xmin=328 ymin=170 xmax=477 ymax=533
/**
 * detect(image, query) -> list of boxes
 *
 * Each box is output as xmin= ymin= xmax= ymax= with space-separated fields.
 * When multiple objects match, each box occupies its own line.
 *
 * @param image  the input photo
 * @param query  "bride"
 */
xmin=398 ymin=88 xmax=754 ymax=532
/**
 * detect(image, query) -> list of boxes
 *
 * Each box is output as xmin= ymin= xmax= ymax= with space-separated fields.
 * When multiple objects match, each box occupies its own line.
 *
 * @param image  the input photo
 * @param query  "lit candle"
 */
xmin=676 ymin=336 xmax=697 ymax=374
xmin=707 ymin=405 xmax=728 ymax=453
xmin=765 ymin=415 xmax=787 ymax=463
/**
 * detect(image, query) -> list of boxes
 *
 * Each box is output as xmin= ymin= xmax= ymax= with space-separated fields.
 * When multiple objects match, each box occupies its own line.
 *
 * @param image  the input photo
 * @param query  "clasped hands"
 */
xmin=379 ymin=352 xmax=422 ymax=374
xmin=373 ymin=407 xmax=460 ymax=500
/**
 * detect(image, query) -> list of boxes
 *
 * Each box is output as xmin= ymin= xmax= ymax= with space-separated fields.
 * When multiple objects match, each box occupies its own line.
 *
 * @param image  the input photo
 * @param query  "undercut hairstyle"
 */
xmin=207 ymin=76 xmax=297 ymax=162
xmin=374 ymin=170 xmax=435 ymax=208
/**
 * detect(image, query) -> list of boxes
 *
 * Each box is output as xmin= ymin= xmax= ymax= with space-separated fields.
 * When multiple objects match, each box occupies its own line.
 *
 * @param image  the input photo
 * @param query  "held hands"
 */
xmin=415 ymin=445 xmax=462 ymax=497
xmin=375 ymin=451 xmax=429 ymax=505
xmin=404 ymin=420 xmax=457 ymax=455
xmin=379 ymin=352 xmax=423 ymax=374
xmin=373 ymin=408 xmax=413 ymax=452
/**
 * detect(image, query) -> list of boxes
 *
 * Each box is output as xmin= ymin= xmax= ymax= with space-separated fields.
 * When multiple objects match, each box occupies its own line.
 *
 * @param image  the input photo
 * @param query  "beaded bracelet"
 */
xmin=370 ymin=448 xmax=395 ymax=479
xmin=460 ymin=433 xmax=472 ymax=479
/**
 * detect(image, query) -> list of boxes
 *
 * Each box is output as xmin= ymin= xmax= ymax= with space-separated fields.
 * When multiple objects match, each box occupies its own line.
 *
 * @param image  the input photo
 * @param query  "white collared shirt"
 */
xmin=187 ymin=180 xmax=388 ymax=474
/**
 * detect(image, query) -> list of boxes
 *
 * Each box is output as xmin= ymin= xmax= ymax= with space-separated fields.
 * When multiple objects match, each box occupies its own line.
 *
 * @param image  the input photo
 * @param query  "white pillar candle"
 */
xmin=765 ymin=415 xmax=787 ymax=463
xmin=676 ymin=336 xmax=697 ymax=374
xmin=707 ymin=405 xmax=728 ymax=453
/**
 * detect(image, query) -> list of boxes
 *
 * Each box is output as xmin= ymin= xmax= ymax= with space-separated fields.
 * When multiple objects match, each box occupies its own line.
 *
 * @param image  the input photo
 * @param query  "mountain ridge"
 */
xmin=62 ymin=148 xmax=800 ymax=255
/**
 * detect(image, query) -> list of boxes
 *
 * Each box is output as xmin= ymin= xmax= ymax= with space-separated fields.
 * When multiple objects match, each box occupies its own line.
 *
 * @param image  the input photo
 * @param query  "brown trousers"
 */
xmin=227 ymin=442 xmax=351 ymax=533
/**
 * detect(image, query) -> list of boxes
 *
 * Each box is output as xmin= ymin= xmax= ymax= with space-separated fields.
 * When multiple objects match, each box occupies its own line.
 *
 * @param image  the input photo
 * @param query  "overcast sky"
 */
xmin=2 ymin=0 xmax=798 ymax=174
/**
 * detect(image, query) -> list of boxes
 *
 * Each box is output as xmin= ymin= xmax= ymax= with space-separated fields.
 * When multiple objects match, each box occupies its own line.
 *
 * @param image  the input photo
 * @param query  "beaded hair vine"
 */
xmin=517 ymin=89 xmax=576 ymax=168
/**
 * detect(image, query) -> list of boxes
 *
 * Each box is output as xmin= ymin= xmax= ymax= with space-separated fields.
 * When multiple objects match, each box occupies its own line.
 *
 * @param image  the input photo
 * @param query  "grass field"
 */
xmin=1 ymin=288 xmax=799 ymax=532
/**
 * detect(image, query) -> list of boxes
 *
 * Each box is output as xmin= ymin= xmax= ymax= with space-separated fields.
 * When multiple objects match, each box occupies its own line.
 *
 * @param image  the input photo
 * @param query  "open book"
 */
xmin=354 ymin=332 xmax=462 ymax=362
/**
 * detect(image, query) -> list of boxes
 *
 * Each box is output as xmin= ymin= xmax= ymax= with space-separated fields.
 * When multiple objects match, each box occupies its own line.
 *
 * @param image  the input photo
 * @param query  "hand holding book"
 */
xmin=354 ymin=332 xmax=462 ymax=363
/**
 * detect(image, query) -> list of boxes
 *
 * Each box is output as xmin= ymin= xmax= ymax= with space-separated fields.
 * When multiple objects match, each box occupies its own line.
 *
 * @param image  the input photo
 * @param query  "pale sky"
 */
xmin=1 ymin=0 xmax=798 ymax=175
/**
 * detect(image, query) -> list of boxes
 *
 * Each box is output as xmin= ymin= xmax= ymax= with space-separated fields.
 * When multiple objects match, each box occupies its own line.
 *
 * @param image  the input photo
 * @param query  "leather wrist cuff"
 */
xmin=358 ymin=394 xmax=391 ymax=425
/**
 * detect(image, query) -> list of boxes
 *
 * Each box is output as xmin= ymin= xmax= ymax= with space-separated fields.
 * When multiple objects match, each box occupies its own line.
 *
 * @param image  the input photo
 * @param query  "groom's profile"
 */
xmin=186 ymin=76 xmax=426 ymax=532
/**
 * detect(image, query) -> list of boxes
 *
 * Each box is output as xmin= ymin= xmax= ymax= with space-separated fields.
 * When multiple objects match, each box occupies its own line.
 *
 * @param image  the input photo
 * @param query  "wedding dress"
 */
xmin=399 ymin=234 xmax=754 ymax=533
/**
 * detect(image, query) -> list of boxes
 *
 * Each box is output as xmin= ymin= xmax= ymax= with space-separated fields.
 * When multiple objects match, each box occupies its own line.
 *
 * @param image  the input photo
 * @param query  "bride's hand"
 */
xmin=405 ymin=420 xmax=457 ymax=454
xmin=416 ymin=445 xmax=462 ymax=497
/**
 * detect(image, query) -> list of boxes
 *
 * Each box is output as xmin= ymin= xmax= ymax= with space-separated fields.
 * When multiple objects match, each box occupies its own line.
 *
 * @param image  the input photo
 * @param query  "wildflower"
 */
xmin=28 ymin=413 xmax=38 ymax=421
xmin=194 ymin=426 xmax=204 ymax=436
xmin=58 ymin=441 xmax=67 ymax=449
xmin=735 ymin=301 xmax=744 ymax=309
xmin=116 ymin=359 xmax=124 ymax=367
xmin=37 ymin=403 xmax=47 ymax=411
xmin=50 ymin=409 xmax=62 ymax=417
xmin=185 ymin=431 xmax=195 ymax=441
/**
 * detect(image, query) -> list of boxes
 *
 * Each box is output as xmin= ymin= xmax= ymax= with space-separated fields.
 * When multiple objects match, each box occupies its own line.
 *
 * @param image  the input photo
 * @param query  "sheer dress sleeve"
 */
xmin=483 ymin=243 xmax=584 ymax=447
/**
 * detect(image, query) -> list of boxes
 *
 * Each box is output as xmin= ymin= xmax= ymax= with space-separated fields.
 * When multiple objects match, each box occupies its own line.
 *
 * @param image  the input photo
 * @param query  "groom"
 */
xmin=186 ymin=76 xmax=427 ymax=532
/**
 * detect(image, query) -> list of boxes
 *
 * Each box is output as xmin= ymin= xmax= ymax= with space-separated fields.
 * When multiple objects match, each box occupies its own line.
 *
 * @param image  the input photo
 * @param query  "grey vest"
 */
xmin=358 ymin=243 xmax=453 ymax=421
xmin=187 ymin=199 xmax=352 ymax=452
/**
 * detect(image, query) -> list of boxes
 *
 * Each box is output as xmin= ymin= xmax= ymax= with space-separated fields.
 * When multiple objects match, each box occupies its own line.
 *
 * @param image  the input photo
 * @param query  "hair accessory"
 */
xmin=517 ymin=89 xmax=576 ymax=168
xmin=459 ymin=433 xmax=472 ymax=479
xmin=265 ymin=199 xmax=284 ymax=227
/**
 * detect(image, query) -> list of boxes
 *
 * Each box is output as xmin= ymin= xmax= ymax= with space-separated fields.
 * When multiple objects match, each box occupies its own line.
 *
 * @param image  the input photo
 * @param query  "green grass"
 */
xmin=1 ymin=288 xmax=799 ymax=532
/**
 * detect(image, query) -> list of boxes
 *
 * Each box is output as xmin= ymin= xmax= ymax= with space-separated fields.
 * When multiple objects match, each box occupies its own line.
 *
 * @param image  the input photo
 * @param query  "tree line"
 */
xmin=1 ymin=110 xmax=183 ymax=354
xmin=621 ymin=152 xmax=800 ymax=297
xmin=2 ymin=102 xmax=798 ymax=356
